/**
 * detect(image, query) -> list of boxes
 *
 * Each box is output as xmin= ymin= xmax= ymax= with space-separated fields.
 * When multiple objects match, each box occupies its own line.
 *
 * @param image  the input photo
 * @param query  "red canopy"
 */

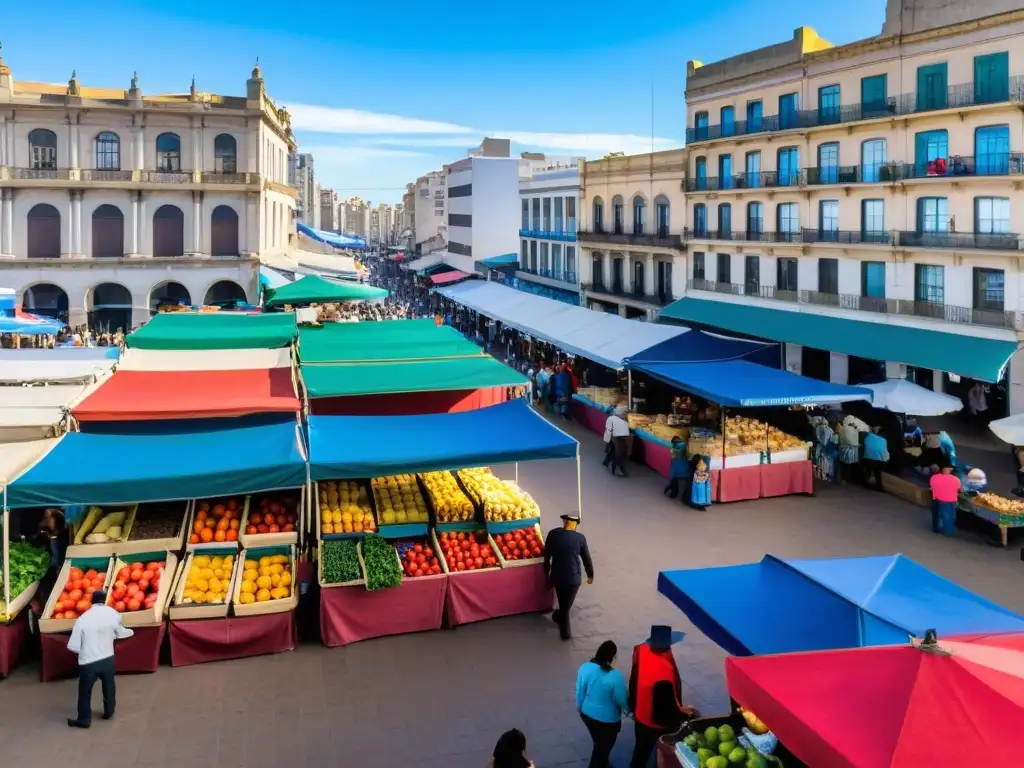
xmin=725 ymin=632 xmax=1024 ymax=767
xmin=73 ymin=369 xmax=299 ymax=421
xmin=430 ymin=270 xmax=471 ymax=286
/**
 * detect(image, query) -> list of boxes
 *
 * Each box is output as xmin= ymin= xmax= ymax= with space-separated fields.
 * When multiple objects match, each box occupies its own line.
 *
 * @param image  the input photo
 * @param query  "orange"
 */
xmin=199 ymin=528 xmax=214 ymax=543
xmin=192 ymin=520 xmax=205 ymax=534
xmin=189 ymin=533 xmax=199 ymax=544
xmin=229 ymin=519 xmax=239 ymax=530
xmin=214 ymin=529 xmax=226 ymax=542
xmin=196 ymin=509 xmax=208 ymax=521
xmin=216 ymin=518 xmax=229 ymax=532
xmin=226 ymin=529 xmax=238 ymax=542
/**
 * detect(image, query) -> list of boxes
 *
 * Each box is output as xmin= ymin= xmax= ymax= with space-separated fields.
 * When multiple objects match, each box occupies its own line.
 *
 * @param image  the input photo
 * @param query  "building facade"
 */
xmin=319 ymin=188 xmax=339 ymax=231
xmin=414 ymin=171 xmax=446 ymax=255
xmin=444 ymin=154 xmax=521 ymax=273
xmin=677 ymin=1 xmax=1024 ymax=411
xmin=400 ymin=184 xmax=415 ymax=252
xmin=578 ymin=150 xmax=688 ymax=319
xmin=294 ymin=152 xmax=317 ymax=227
xmin=0 ymin=54 xmax=297 ymax=329
xmin=342 ymin=196 xmax=369 ymax=238
xmin=517 ymin=160 xmax=582 ymax=303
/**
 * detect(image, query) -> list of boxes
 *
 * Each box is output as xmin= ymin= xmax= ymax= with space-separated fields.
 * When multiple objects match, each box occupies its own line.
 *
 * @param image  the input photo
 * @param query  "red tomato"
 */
xmin=455 ymin=551 xmax=464 ymax=562
xmin=54 ymin=600 xmax=65 ymax=612
xmin=141 ymin=569 xmax=154 ymax=582
xmin=138 ymin=579 xmax=150 ymax=593
xmin=112 ymin=588 xmax=125 ymax=602
xmin=268 ymin=524 xmax=280 ymax=533
xmin=69 ymin=568 xmax=84 ymax=581
xmin=474 ymin=557 xmax=483 ymax=568
xmin=513 ymin=531 xmax=524 ymax=542
xmin=276 ymin=514 xmax=287 ymax=527
xmin=485 ymin=557 xmax=497 ymax=567
xmin=532 ymin=547 xmax=542 ymax=557
xmin=406 ymin=550 xmax=417 ymax=562
xmin=115 ymin=601 xmax=127 ymax=612
xmin=413 ymin=544 xmax=423 ymax=554
xmin=481 ymin=546 xmax=492 ymax=558
xmin=430 ymin=558 xmax=439 ymax=567
xmin=416 ymin=554 xmax=426 ymax=565
xmin=68 ymin=588 xmax=83 ymax=602
xmin=127 ymin=598 xmax=142 ymax=612
xmin=126 ymin=583 xmax=140 ymax=598
xmin=430 ymin=565 xmax=441 ymax=575
xmin=257 ymin=524 xmax=269 ymax=534
xmin=423 ymin=547 xmax=434 ymax=559
xmin=461 ymin=540 xmax=471 ymax=551
xmin=117 ymin=567 xmax=131 ymax=582
xmin=76 ymin=599 xmax=90 ymax=613
xmin=456 ymin=532 xmax=466 ymax=542
xmin=283 ymin=524 xmax=295 ymax=532
xmin=64 ymin=610 xmax=77 ymax=620
xmin=84 ymin=569 xmax=97 ymax=581
xmin=470 ymin=546 xmax=480 ymax=558
xmin=456 ymin=562 xmax=466 ymax=571
xmin=405 ymin=564 xmax=417 ymax=577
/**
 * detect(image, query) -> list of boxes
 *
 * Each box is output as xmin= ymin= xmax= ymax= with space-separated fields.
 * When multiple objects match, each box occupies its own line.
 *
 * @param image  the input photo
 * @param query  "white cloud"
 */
xmin=288 ymin=104 xmax=475 ymax=135
xmin=302 ymin=145 xmax=431 ymax=163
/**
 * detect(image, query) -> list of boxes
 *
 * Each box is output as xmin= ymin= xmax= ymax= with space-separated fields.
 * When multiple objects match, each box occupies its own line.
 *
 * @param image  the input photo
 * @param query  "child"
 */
xmin=690 ymin=456 xmax=712 ymax=510
xmin=664 ymin=436 xmax=689 ymax=499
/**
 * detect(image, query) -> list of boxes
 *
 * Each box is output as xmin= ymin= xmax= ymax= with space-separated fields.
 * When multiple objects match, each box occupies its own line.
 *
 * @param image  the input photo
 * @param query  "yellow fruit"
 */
xmin=184 ymin=578 xmax=197 ymax=590
xmin=259 ymin=556 xmax=272 ymax=568
xmin=210 ymin=556 xmax=224 ymax=569
xmin=256 ymin=575 xmax=272 ymax=590
xmin=278 ymin=572 xmax=292 ymax=587
xmin=241 ymin=580 xmax=257 ymax=594
xmin=192 ymin=592 xmax=207 ymax=604
xmin=205 ymin=591 xmax=220 ymax=603
xmin=256 ymin=589 xmax=271 ymax=602
xmin=332 ymin=510 xmax=343 ymax=524
xmin=321 ymin=523 xmax=332 ymax=535
xmin=245 ymin=559 xmax=259 ymax=570
xmin=213 ymin=568 xmax=225 ymax=580
xmin=199 ymin=568 xmax=214 ymax=580
xmin=243 ymin=569 xmax=258 ymax=583
xmin=239 ymin=593 xmax=255 ymax=604
xmin=193 ymin=555 xmax=211 ymax=568
xmin=259 ymin=566 xmax=271 ymax=578
xmin=270 ymin=587 xmax=289 ymax=600
xmin=195 ymin=579 xmax=209 ymax=592
xmin=269 ymin=563 xmax=284 ymax=575
xmin=208 ymin=578 xmax=222 ymax=593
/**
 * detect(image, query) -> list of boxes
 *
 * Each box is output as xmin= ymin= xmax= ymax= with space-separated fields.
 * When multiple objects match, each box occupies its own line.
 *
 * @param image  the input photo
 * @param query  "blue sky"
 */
xmin=5 ymin=0 xmax=886 ymax=203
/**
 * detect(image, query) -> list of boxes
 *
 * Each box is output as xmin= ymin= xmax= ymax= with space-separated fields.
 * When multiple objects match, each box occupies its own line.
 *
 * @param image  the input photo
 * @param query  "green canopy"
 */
xmin=301 ymin=357 xmax=528 ymax=397
xmin=263 ymin=274 xmax=387 ymax=307
xmin=299 ymin=319 xmax=483 ymax=363
xmin=126 ymin=313 xmax=297 ymax=350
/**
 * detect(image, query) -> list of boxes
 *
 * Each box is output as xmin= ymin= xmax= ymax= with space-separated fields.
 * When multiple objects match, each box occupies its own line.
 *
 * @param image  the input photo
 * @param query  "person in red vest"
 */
xmin=627 ymin=625 xmax=697 ymax=768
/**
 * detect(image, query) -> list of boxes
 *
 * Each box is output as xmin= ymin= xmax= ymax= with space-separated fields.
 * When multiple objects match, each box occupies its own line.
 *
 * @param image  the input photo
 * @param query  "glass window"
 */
xmin=155 ymin=132 xmax=181 ymax=172
xmin=542 ymin=198 xmax=552 ymax=231
xmin=974 ymin=52 xmax=1009 ymax=104
xmin=532 ymin=198 xmax=540 ymax=229
xmin=613 ymin=199 xmax=624 ymax=234
xmin=693 ymin=252 xmax=705 ymax=280
xmin=520 ymin=240 xmax=528 ymax=267
xmin=540 ymin=242 xmax=549 ymax=271
xmin=819 ymin=200 xmax=839 ymax=239
xmin=718 ymin=203 xmax=732 ymax=237
xmin=746 ymin=202 xmax=764 ymax=237
xmin=974 ymin=268 xmax=1004 ymax=311
xmin=593 ymin=198 xmax=603 ymax=232
xmin=745 ymin=255 xmax=760 ymax=294
xmin=656 ymin=201 xmax=670 ymax=237
xmin=720 ymin=106 xmax=735 ymax=137
xmin=777 ymin=202 xmax=799 ymax=240
xmin=716 ymin=253 xmax=731 ymax=284
xmin=975 ymin=125 xmax=1010 ymax=175
xmin=861 ymin=139 xmax=886 ymax=183
xmin=779 ymin=92 xmax=799 ymax=130
xmin=612 ymin=257 xmax=623 ymax=291
xmin=695 ymin=156 xmax=707 ymax=191
xmin=916 ymin=63 xmax=948 ymax=111
xmin=745 ymin=151 xmax=760 ymax=188
xmin=862 ymin=199 xmax=885 ymax=241
xmin=213 ymin=133 xmax=237 ymax=173
xmin=818 ymin=142 xmax=839 ymax=184
xmin=694 ymin=111 xmax=709 ymax=140
xmin=693 ymin=204 xmax=707 ymax=236
xmin=566 ymin=246 xmax=576 ymax=278
xmin=861 ymin=74 xmax=888 ymax=117
xmin=778 ymin=147 xmax=799 ymax=187
xmin=777 ymin=258 xmax=798 ymax=292
xmin=914 ymin=264 xmax=944 ymax=304
xmin=530 ymin=240 xmax=538 ymax=270
xmin=554 ymin=196 xmax=564 ymax=232
xmin=862 ymin=262 xmax=885 ymax=298
xmin=552 ymin=243 xmax=563 ymax=277
xmin=746 ymin=100 xmax=763 ymax=132
xmin=28 ymin=129 xmax=58 ymax=170
xmin=818 ymin=84 xmax=840 ymax=124
xmin=818 ymin=258 xmax=839 ymax=294
xmin=95 ymin=132 xmax=120 ymax=170
xmin=918 ymin=197 xmax=948 ymax=233
xmin=633 ymin=261 xmax=644 ymax=294
xmin=633 ymin=196 xmax=646 ymax=235
xmin=719 ymin=154 xmax=733 ymax=190
xmin=975 ymin=197 xmax=1010 ymax=234
xmin=521 ymin=199 xmax=529 ymax=230
xmin=566 ymin=197 xmax=577 ymax=233
xmin=914 ymin=130 xmax=949 ymax=176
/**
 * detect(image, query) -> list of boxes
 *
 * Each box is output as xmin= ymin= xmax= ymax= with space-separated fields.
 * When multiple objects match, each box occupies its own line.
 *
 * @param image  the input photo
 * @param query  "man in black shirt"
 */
xmin=542 ymin=514 xmax=594 ymax=640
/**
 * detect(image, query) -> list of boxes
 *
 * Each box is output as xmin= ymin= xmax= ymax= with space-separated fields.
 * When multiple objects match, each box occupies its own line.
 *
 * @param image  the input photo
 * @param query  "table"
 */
xmin=633 ymin=430 xmax=672 ymax=479
xmin=446 ymin=564 xmax=553 ymax=625
xmin=0 ymin=611 xmax=31 ymax=679
xmin=570 ymin=395 xmax=609 ymax=436
xmin=169 ymin=612 xmax=295 ymax=667
xmin=319 ymin=574 xmax=447 ymax=647
xmin=711 ymin=461 xmax=814 ymax=503
xmin=40 ymin=623 xmax=166 ymax=682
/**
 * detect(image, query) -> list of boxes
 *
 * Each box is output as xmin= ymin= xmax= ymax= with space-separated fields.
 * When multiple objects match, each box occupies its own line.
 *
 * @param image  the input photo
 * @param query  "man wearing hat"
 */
xmin=542 ymin=514 xmax=594 ymax=640
xmin=627 ymin=625 xmax=697 ymax=768
xmin=66 ymin=590 xmax=134 ymax=728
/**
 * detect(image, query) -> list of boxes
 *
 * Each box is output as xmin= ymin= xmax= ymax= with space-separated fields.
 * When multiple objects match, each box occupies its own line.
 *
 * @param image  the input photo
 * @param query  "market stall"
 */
xmin=125 ymin=312 xmax=298 ymax=350
xmin=263 ymin=273 xmax=387 ymax=307
xmin=298 ymin=320 xmax=482 ymax=364
xmin=0 ymin=384 xmax=86 ymax=442
xmin=309 ymin=400 xmax=579 ymax=644
xmin=4 ymin=419 xmax=307 ymax=673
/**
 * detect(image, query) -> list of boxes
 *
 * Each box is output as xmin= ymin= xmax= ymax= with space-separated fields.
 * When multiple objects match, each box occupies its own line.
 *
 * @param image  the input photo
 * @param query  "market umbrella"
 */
xmin=725 ymin=631 xmax=1024 ymax=768
xmin=988 ymin=414 xmax=1024 ymax=445
xmin=263 ymin=274 xmax=387 ymax=307
xmin=863 ymin=378 xmax=963 ymax=416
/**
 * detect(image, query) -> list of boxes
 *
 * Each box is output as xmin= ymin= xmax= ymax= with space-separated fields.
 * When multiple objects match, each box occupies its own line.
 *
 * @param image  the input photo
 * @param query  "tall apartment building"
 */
xmin=668 ymin=0 xmax=1024 ymax=411
xmin=294 ymin=152 xmax=317 ymax=226
xmin=342 ymin=196 xmax=369 ymax=238
xmin=0 ymin=54 xmax=297 ymax=329
xmin=319 ymin=188 xmax=339 ymax=231
xmin=414 ymin=171 xmax=446 ymax=255
xmin=400 ymin=184 xmax=415 ymax=252
xmin=375 ymin=202 xmax=393 ymax=245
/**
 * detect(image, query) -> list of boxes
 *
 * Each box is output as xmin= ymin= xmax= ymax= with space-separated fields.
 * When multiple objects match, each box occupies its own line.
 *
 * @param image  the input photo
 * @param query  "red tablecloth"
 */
xmin=634 ymin=434 xmax=671 ymax=478
xmin=712 ymin=465 xmax=763 ymax=503
xmin=320 ymin=575 xmax=447 ymax=647
xmin=446 ymin=564 xmax=554 ymax=625
xmin=169 ymin=612 xmax=295 ymax=667
xmin=571 ymin=399 xmax=607 ymax=436
xmin=761 ymin=460 xmax=813 ymax=497
xmin=40 ymin=622 xmax=166 ymax=682
xmin=0 ymin=611 xmax=31 ymax=678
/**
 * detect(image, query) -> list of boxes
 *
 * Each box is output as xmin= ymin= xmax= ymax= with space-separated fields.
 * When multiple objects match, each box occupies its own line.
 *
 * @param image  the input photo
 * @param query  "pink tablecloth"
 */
xmin=712 ymin=465 xmax=763 ymax=503
xmin=634 ymin=434 xmax=671 ymax=478
xmin=41 ymin=622 xmax=166 ymax=682
xmin=0 ymin=611 xmax=31 ymax=678
xmin=320 ymin=574 xmax=447 ymax=647
xmin=169 ymin=612 xmax=295 ymax=667
xmin=571 ymin=399 xmax=607 ymax=436
xmin=446 ymin=564 xmax=554 ymax=625
xmin=761 ymin=460 xmax=814 ymax=497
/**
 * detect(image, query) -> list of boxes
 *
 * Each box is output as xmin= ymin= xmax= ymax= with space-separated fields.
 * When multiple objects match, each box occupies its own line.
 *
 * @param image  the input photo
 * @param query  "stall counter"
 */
xmin=40 ymin=623 xmax=166 ymax=682
xmin=319 ymin=574 xmax=447 ymax=647
xmin=169 ymin=611 xmax=296 ymax=667
xmin=0 ymin=610 xmax=31 ymax=679
xmin=446 ymin=564 xmax=553 ymax=625
xmin=570 ymin=394 xmax=610 ymax=436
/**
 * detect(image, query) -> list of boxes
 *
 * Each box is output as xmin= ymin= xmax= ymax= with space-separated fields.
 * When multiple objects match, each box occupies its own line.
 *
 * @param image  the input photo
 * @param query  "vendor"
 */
xmin=929 ymin=464 xmax=961 ymax=536
xmin=913 ymin=434 xmax=947 ymax=476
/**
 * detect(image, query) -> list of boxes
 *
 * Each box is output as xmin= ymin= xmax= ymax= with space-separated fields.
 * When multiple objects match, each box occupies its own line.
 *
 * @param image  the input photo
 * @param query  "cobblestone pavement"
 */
xmin=2 ymin=415 xmax=1023 ymax=768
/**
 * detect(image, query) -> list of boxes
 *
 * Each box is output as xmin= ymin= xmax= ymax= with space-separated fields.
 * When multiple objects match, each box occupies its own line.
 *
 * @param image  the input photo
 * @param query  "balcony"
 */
xmin=583 ymin=281 xmax=674 ymax=306
xmin=518 ymin=228 xmax=578 ymax=242
xmin=518 ymin=266 xmax=579 ymax=285
xmin=897 ymin=231 xmax=1020 ymax=251
xmin=11 ymin=167 xmax=72 ymax=180
xmin=683 ymin=229 xmax=803 ymax=244
xmin=800 ymin=229 xmax=893 ymax=245
xmin=577 ymin=229 xmax=682 ymax=248
xmin=687 ymin=278 xmax=742 ymax=296
xmin=201 ymin=171 xmax=253 ymax=184
xmin=686 ymin=170 xmax=799 ymax=192
xmin=140 ymin=170 xmax=191 ymax=184
xmin=79 ymin=169 xmax=133 ymax=182
xmin=686 ymin=75 xmax=1024 ymax=143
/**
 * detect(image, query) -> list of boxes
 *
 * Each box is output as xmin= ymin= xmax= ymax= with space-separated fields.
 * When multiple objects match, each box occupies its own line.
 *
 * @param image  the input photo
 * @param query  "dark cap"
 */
xmin=560 ymin=514 xmax=580 ymax=523
xmin=645 ymin=625 xmax=684 ymax=650
xmin=91 ymin=590 xmax=107 ymax=605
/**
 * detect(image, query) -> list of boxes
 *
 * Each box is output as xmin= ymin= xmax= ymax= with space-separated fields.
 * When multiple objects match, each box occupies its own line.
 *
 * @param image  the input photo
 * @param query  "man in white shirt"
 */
xmin=603 ymin=407 xmax=631 ymax=476
xmin=66 ymin=590 xmax=134 ymax=728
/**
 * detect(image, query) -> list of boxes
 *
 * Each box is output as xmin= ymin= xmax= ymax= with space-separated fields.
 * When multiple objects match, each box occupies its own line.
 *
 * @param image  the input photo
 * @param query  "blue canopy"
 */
xmin=260 ymin=266 xmax=294 ymax=289
xmin=297 ymin=222 xmax=366 ymax=250
xmin=658 ymin=554 xmax=1024 ymax=656
xmin=308 ymin=399 xmax=577 ymax=480
xmin=6 ymin=420 xmax=306 ymax=507
xmin=0 ymin=315 xmax=65 ymax=335
xmin=627 ymin=330 xmax=780 ymax=367
xmin=629 ymin=359 xmax=872 ymax=407
xmin=477 ymin=253 xmax=519 ymax=268
xmin=0 ymin=347 xmax=119 ymax=361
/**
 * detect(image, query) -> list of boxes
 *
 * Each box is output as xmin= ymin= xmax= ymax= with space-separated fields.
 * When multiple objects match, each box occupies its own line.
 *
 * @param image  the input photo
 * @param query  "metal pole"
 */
xmin=628 ymin=370 xmax=633 ymax=407
xmin=515 ymin=462 xmax=519 ymax=486
xmin=3 ymin=486 xmax=9 ymax=613
xmin=575 ymin=447 xmax=583 ymax=521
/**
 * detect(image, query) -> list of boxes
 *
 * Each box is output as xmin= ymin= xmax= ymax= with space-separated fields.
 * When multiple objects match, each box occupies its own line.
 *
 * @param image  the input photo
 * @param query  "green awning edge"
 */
xmin=300 ymin=357 xmax=529 ymax=398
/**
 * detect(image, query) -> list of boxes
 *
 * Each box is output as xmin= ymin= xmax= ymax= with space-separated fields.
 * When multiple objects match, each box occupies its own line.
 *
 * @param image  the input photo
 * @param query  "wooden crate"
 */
xmin=184 ymin=496 xmax=247 ymax=551
xmin=881 ymin=472 xmax=932 ymax=508
xmin=317 ymin=539 xmax=365 ymax=589
xmin=66 ymin=504 xmax=139 ymax=558
xmin=358 ymin=537 xmax=404 ymax=590
xmin=1 ymin=580 xmax=39 ymax=624
xmin=314 ymin=479 xmax=379 ymax=540
xmin=436 ymin=529 xmax=502 ymax=575
xmin=239 ymin=487 xmax=302 ymax=548
xmin=106 ymin=551 xmax=179 ymax=628
xmin=117 ymin=500 xmax=190 ymax=556
xmin=39 ymin=555 xmax=115 ymax=633
xmin=489 ymin=523 xmax=545 ymax=568
xmin=233 ymin=544 xmax=298 ymax=616
xmin=169 ymin=549 xmax=239 ymax=620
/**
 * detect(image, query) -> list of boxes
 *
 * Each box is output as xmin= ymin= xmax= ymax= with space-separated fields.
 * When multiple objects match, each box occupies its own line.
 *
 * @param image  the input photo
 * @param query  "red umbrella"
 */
xmin=725 ymin=632 xmax=1024 ymax=767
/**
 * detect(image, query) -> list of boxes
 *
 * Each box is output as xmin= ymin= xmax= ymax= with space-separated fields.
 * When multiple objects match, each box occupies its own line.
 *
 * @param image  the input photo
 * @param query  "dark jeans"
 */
xmin=862 ymin=459 xmax=884 ymax=489
xmin=553 ymin=582 xmax=580 ymax=639
xmin=77 ymin=655 xmax=116 ymax=725
xmin=664 ymin=477 xmax=680 ymax=498
xmin=630 ymin=721 xmax=669 ymax=768
xmin=602 ymin=441 xmax=614 ymax=467
xmin=581 ymin=712 xmax=620 ymax=768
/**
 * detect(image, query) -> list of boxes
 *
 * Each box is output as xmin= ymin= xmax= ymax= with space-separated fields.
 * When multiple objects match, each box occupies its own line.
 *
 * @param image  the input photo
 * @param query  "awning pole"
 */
xmin=515 ymin=462 xmax=519 ymax=486
xmin=3 ymin=486 xmax=9 ymax=614
xmin=576 ymin=447 xmax=583 ymax=521
xmin=628 ymin=371 xmax=633 ymax=406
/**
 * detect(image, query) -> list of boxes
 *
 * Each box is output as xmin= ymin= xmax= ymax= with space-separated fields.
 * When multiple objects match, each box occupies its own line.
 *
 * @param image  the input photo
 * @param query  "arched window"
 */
xmin=95 ymin=132 xmax=120 ymax=170
xmin=633 ymin=260 xmax=644 ymax=295
xmin=27 ymin=203 xmax=61 ymax=258
xmin=204 ymin=280 xmax=247 ymax=306
xmin=655 ymin=196 xmax=670 ymax=237
xmin=155 ymin=133 xmax=181 ymax=172
xmin=746 ymin=202 xmax=764 ymax=237
xmin=28 ymin=129 xmax=57 ymax=170
xmin=92 ymin=204 xmax=125 ymax=257
xmin=214 ymin=133 xmax=237 ymax=174
xmin=632 ymin=196 xmax=646 ymax=235
xmin=592 ymin=197 xmax=604 ymax=233
xmin=717 ymin=203 xmax=732 ymax=239
xmin=152 ymin=204 xmax=185 ymax=257
xmin=612 ymin=196 xmax=624 ymax=234
xmin=210 ymin=205 xmax=240 ymax=256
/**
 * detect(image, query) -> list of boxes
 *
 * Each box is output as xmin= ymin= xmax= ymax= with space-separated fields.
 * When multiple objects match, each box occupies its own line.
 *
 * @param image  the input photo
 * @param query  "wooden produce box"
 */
xmin=117 ymin=500 xmax=190 ymax=556
xmin=66 ymin=504 xmax=139 ymax=558
xmin=357 ymin=537 xmax=404 ymax=590
xmin=317 ymin=539 xmax=365 ymax=589
xmin=371 ymin=475 xmax=429 ymax=532
xmin=240 ymin=487 xmax=303 ymax=548
xmin=435 ymin=529 xmax=501 ymax=575
xmin=2 ymin=580 xmax=39 ymax=624
xmin=40 ymin=555 xmax=115 ymax=633
xmin=233 ymin=544 xmax=298 ymax=616
xmin=768 ymin=446 xmax=810 ymax=464
xmin=315 ymin=479 xmax=379 ymax=540
xmin=106 ymin=551 xmax=178 ymax=628
xmin=169 ymin=549 xmax=240 ymax=620
xmin=185 ymin=495 xmax=247 ymax=551
xmin=489 ymin=523 xmax=545 ymax=568
xmin=881 ymin=472 xmax=932 ymax=508
xmin=428 ymin=529 xmax=451 ymax=574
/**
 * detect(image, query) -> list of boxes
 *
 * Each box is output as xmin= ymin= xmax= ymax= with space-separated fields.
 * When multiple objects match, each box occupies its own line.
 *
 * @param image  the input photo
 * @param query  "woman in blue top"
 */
xmin=576 ymin=640 xmax=630 ymax=768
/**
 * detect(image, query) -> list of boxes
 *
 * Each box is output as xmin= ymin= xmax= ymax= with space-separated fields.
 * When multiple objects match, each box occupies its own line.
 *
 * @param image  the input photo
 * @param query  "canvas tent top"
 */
xmin=301 ymin=356 xmax=527 ymax=398
xmin=298 ymin=320 xmax=482 ymax=364
xmin=126 ymin=312 xmax=297 ymax=350
xmin=117 ymin=347 xmax=292 ymax=372
xmin=263 ymin=274 xmax=387 ymax=307
xmin=0 ymin=358 xmax=116 ymax=385
xmin=0 ymin=438 xmax=59 ymax=488
xmin=624 ymin=330 xmax=779 ymax=366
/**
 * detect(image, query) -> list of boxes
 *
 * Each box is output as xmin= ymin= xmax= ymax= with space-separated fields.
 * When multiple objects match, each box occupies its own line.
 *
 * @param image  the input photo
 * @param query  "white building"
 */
xmin=294 ymin=152 xmax=316 ymax=227
xmin=0 ymin=55 xmax=297 ymax=328
xmin=414 ymin=171 xmax=446 ymax=255
xmin=444 ymin=153 xmax=521 ymax=273
xmin=319 ymin=188 xmax=339 ymax=231
xmin=517 ymin=159 xmax=583 ymax=301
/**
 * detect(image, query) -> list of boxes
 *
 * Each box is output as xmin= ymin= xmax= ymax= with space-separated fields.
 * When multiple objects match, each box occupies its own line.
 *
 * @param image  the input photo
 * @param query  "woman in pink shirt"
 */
xmin=929 ymin=465 xmax=961 ymax=536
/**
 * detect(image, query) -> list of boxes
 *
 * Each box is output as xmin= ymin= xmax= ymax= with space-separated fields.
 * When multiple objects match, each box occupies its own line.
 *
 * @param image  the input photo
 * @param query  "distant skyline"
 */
xmin=4 ymin=0 xmax=887 ymax=203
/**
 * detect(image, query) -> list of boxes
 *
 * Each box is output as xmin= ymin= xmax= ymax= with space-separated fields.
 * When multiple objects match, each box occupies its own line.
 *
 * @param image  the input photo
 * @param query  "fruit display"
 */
xmin=493 ymin=527 xmax=544 ymax=564
xmin=360 ymin=533 xmax=403 ymax=590
xmin=50 ymin=565 xmax=109 ymax=621
xmin=419 ymin=471 xmax=474 ymax=522
xmin=437 ymin=530 xmax=498 ymax=572
xmin=127 ymin=501 xmax=187 ymax=543
xmin=0 ymin=542 xmax=50 ymax=619
xmin=577 ymin=386 xmax=627 ymax=409
xmin=396 ymin=539 xmax=443 ymax=578
xmin=689 ymin=417 xmax=807 ymax=460
xmin=321 ymin=539 xmax=362 ymax=585
xmin=74 ymin=506 xmax=134 ymax=545
xmin=188 ymin=497 xmax=243 ymax=545
xmin=457 ymin=467 xmax=540 ymax=522
xmin=740 ymin=707 xmax=770 ymax=736
xmin=627 ymin=412 xmax=689 ymax=443
xmin=245 ymin=493 xmax=299 ymax=536
xmin=179 ymin=553 xmax=235 ymax=605
xmin=319 ymin=480 xmax=378 ymax=535
xmin=974 ymin=491 xmax=1024 ymax=517
xmin=237 ymin=552 xmax=293 ymax=604
xmin=371 ymin=474 xmax=429 ymax=525
xmin=108 ymin=559 xmax=166 ymax=614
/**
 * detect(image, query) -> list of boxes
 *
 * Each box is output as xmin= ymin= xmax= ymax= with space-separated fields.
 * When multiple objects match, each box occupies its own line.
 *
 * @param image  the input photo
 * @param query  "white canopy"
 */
xmin=989 ymin=414 xmax=1024 ymax=446
xmin=436 ymin=280 xmax=687 ymax=369
xmin=0 ymin=385 xmax=89 ymax=409
xmin=0 ymin=358 xmax=116 ymax=385
xmin=404 ymin=252 xmax=447 ymax=273
xmin=0 ymin=438 xmax=59 ymax=487
xmin=118 ymin=347 xmax=292 ymax=372
xmin=261 ymin=249 xmax=360 ymax=278
xmin=863 ymin=378 xmax=964 ymax=416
